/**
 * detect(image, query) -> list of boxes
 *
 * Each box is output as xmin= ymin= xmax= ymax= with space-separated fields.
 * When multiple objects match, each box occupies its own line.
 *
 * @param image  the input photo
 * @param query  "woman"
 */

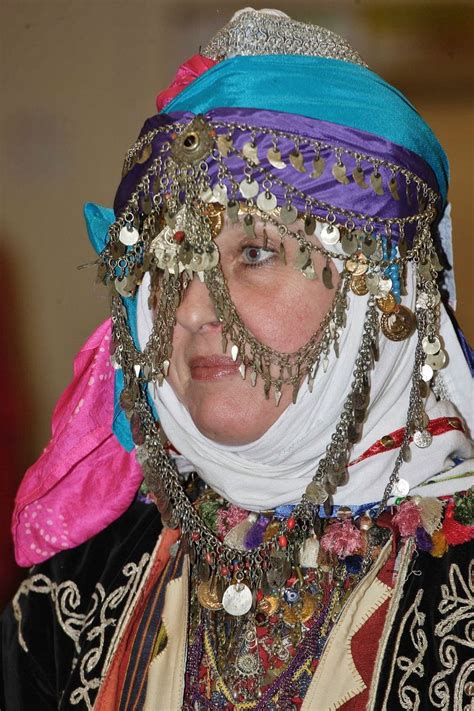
xmin=2 ymin=9 xmax=473 ymax=710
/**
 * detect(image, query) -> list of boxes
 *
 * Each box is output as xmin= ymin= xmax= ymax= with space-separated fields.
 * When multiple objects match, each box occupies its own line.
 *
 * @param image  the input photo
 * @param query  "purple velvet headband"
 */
xmin=113 ymin=107 xmax=441 ymax=251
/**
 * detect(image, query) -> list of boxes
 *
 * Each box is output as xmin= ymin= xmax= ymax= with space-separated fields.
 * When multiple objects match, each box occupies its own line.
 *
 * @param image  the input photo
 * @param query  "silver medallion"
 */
xmin=426 ymin=349 xmax=446 ymax=370
xmin=422 ymin=336 xmax=441 ymax=355
xmin=392 ymin=478 xmax=410 ymax=497
xmin=256 ymin=190 xmax=277 ymax=212
xmin=222 ymin=582 xmax=253 ymax=616
xmin=420 ymin=364 xmax=434 ymax=382
xmin=413 ymin=429 xmax=433 ymax=448
xmin=213 ymin=183 xmax=228 ymax=205
xmin=119 ymin=224 xmax=139 ymax=246
xmin=320 ymin=224 xmax=340 ymax=246
xmin=239 ymin=178 xmax=259 ymax=199
xmin=280 ymin=204 xmax=298 ymax=225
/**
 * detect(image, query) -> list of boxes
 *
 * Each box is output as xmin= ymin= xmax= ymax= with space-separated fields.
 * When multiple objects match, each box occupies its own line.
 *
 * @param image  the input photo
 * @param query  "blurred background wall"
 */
xmin=0 ymin=0 xmax=472 ymax=601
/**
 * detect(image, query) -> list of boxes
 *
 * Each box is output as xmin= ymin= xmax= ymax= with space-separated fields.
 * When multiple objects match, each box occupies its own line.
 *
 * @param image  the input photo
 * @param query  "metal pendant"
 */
xmin=298 ymin=536 xmax=319 ymax=567
xmin=413 ymin=429 xmax=433 ymax=448
xmin=280 ymin=204 xmax=298 ymax=225
xmin=136 ymin=143 xmax=152 ymax=164
xmin=332 ymin=162 xmax=350 ymax=185
xmin=350 ymin=274 xmax=368 ymax=295
xmin=242 ymin=140 xmax=259 ymax=164
xmin=227 ymin=200 xmax=240 ymax=224
xmin=361 ymin=234 xmax=376 ymax=257
xmin=322 ymin=263 xmax=334 ymax=290
xmin=389 ymin=176 xmax=400 ymax=200
xmin=352 ymin=166 xmax=369 ymax=189
xmin=222 ymin=582 xmax=253 ymax=616
xmin=422 ymin=336 xmax=441 ymax=355
xmin=370 ymin=171 xmax=384 ymax=196
xmin=243 ymin=213 xmax=255 ymax=238
xmin=392 ymin=478 xmax=410 ymax=497
xmin=267 ymin=146 xmax=286 ymax=169
xmin=294 ymin=245 xmax=311 ymax=270
xmin=197 ymin=578 xmax=223 ymax=611
xmin=311 ymin=156 xmax=325 ymax=178
xmin=304 ymin=215 xmax=316 ymax=235
xmin=426 ymin=349 xmax=446 ymax=370
xmin=305 ymin=480 xmax=329 ymax=504
xmin=119 ymin=224 xmax=139 ymax=246
xmin=320 ymin=223 xmax=340 ymax=246
xmin=376 ymin=293 xmax=397 ymax=313
xmin=217 ymin=134 xmax=233 ymax=157
xmin=341 ymin=231 xmax=358 ymax=255
xmin=381 ymin=306 xmax=415 ymax=341
xmin=239 ymin=178 xmax=259 ymax=199
xmin=256 ymin=190 xmax=277 ymax=212
xmin=213 ymin=183 xmax=228 ymax=205
xmin=289 ymin=149 xmax=305 ymax=172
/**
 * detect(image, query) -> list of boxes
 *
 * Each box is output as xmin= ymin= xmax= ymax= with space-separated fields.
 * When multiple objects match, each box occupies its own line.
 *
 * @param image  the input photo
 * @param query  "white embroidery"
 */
xmin=13 ymin=553 xmax=151 ymax=711
xmin=429 ymin=561 xmax=474 ymax=710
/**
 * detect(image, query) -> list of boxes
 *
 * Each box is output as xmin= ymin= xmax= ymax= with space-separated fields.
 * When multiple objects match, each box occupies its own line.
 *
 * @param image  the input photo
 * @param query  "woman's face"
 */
xmin=166 ymin=215 xmax=339 ymax=445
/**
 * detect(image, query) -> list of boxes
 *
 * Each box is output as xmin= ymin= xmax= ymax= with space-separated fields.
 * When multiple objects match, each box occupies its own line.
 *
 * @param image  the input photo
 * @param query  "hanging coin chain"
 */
xmin=124 ymin=299 xmax=380 ymax=598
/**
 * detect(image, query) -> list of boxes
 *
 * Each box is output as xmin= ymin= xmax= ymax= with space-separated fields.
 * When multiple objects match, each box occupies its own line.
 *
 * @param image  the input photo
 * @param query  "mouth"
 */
xmin=189 ymin=355 xmax=240 ymax=381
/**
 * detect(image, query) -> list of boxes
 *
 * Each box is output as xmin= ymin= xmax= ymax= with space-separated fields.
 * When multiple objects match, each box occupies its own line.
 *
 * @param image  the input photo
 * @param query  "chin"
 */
xmin=186 ymin=386 xmax=274 ymax=446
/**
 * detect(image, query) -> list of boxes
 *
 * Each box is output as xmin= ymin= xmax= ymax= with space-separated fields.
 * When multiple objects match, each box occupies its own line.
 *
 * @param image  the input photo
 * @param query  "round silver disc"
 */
xmin=420 ymin=364 xmax=434 ymax=382
xmin=392 ymin=478 xmax=410 ymax=497
xmin=320 ymin=224 xmax=340 ymax=246
xmin=422 ymin=336 xmax=441 ymax=355
xmin=239 ymin=178 xmax=259 ymax=199
xmin=119 ymin=225 xmax=139 ymax=246
xmin=256 ymin=191 xmax=277 ymax=212
xmin=222 ymin=582 xmax=253 ymax=616
xmin=413 ymin=429 xmax=433 ymax=448
xmin=426 ymin=350 xmax=447 ymax=370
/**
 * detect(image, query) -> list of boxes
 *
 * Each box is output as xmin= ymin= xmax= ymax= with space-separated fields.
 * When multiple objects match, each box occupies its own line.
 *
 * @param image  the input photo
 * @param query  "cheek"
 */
xmin=231 ymin=274 xmax=335 ymax=352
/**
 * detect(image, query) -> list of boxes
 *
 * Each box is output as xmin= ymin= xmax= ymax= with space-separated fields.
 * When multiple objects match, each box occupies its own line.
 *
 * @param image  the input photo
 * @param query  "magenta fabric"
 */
xmin=12 ymin=320 xmax=143 ymax=567
xmin=155 ymin=53 xmax=217 ymax=112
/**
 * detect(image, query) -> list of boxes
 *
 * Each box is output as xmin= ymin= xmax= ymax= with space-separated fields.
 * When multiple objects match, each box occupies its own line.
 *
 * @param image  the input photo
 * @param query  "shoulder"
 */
xmin=1 ymin=498 xmax=162 ymax=710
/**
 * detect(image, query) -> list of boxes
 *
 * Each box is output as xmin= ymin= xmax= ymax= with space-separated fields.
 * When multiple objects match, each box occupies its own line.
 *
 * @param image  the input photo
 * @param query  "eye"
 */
xmin=242 ymin=245 xmax=276 ymax=266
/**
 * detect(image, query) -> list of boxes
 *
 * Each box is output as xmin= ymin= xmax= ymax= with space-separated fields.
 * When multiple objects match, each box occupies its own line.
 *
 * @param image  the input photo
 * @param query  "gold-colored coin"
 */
xmin=345 ymin=254 xmax=369 ymax=276
xmin=350 ymin=274 xmax=368 ymax=295
xmin=381 ymin=306 xmax=415 ymax=341
xmin=197 ymin=579 xmax=223 ymax=611
xmin=300 ymin=592 xmax=316 ymax=622
xmin=257 ymin=595 xmax=280 ymax=616
xmin=282 ymin=606 xmax=299 ymax=626
xmin=376 ymin=293 xmax=397 ymax=313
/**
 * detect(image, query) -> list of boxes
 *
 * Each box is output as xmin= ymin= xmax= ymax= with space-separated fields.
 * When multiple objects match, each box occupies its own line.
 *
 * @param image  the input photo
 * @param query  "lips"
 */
xmin=189 ymin=355 xmax=240 ymax=381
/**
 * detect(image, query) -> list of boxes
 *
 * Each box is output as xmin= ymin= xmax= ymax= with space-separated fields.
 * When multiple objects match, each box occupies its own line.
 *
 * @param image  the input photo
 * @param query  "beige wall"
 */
xmin=1 ymin=1 xmax=472 ymax=463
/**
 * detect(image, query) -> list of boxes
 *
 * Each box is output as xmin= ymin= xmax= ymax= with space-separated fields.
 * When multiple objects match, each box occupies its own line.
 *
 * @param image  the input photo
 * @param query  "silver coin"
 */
xmin=119 ymin=224 xmax=139 ymax=246
xmin=413 ymin=429 xmax=433 ymax=448
xmin=392 ymin=478 xmax=410 ymax=497
xmin=212 ymin=184 xmax=228 ymax=205
xmin=426 ymin=349 xmax=447 ymax=370
xmin=242 ymin=141 xmax=259 ymax=165
xmin=420 ymin=364 xmax=434 ymax=382
xmin=378 ymin=277 xmax=392 ymax=294
xmin=239 ymin=178 xmax=259 ymax=199
xmin=320 ymin=224 xmax=340 ymax=246
xmin=256 ymin=191 xmax=277 ymax=212
xmin=422 ymin=336 xmax=441 ymax=355
xmin=280 ymin=204 xmax=298 ymax=225
xmin=365 ymin=272 xmax=380 ymax=294
xmin=222 ymin=583 xmax=253 ymax=616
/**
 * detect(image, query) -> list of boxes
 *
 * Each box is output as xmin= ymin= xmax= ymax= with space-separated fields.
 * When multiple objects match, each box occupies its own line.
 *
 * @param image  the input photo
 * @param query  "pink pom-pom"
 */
xmin=393 ymin=500 xmax=422 ymax=537
xmin=320 ymin=520 xmax=363 ymax=558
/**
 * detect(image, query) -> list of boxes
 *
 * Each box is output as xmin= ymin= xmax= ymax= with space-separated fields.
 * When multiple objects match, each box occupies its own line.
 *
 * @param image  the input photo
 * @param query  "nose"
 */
xmin=175 ymin=275 xmax=221 ymax=334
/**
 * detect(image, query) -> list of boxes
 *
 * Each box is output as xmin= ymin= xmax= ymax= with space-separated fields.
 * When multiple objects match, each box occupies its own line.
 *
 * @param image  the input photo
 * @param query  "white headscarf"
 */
xmin=137 ymin=220 xmax=473 ymax=512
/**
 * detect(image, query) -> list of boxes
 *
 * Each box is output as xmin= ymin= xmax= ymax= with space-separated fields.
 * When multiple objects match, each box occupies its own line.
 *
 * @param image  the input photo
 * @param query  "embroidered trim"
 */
xmin=428 ymin=560 xmax=474 ymax=709
xmin=13 ymin=573 xmax=103 ymax=654
xmin=367 ymin=539 xmax=415 ymax=711
xmin=69 ymin=553 xmax=151 ymax=710
xmin=381 ymin=585 xmax=428 ymax=710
